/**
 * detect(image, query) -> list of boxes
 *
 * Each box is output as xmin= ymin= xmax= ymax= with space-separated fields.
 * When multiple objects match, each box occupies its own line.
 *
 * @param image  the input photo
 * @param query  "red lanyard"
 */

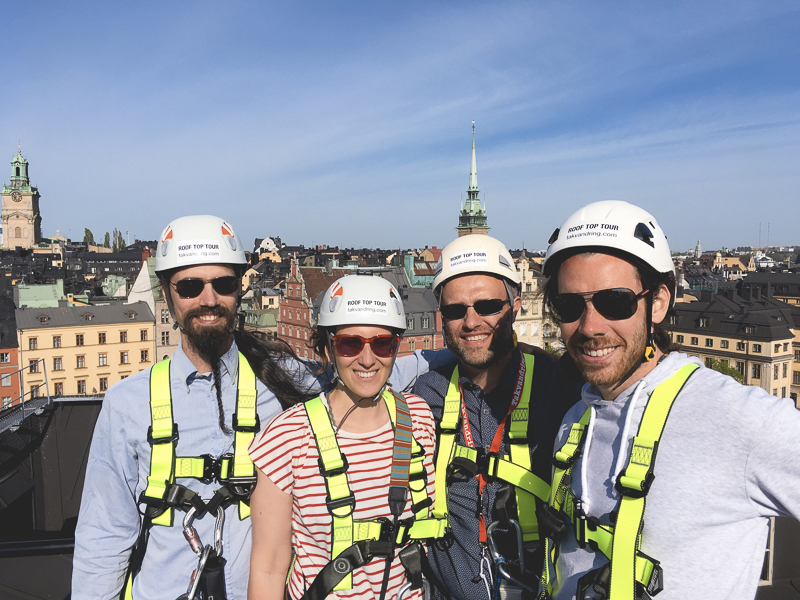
xmin=458 ymin=351 xmax=526 ymax=542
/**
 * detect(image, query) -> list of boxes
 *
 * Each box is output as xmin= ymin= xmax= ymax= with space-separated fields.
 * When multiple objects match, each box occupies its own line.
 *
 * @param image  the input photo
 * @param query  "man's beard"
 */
xmin=566 ymin=322 xmax=647 ymax=389
xmin=182 ymin=305 xmax=236 ymax=363
xmin=444 ymin=309 xmax=516 ymax=371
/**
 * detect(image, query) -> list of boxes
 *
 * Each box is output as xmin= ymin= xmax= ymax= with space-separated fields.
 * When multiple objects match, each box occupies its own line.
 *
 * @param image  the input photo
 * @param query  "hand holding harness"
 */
xmin=300 ymin=389 xmax=447 ymax=600
xmin=538 ymin=364 xmax=698 ymax=600
xmin=433 ymin=352 xmax=549 ymax=545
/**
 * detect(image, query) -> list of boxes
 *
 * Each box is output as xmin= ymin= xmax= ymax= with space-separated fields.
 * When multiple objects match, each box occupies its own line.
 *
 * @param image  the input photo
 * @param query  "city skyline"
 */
xmin=3 ymin=2 xmax=799 ymax=252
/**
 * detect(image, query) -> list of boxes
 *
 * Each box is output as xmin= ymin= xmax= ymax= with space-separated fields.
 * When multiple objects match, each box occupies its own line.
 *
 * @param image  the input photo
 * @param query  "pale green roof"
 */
xmin=11 ymin=151 xmax=27 ymax=164
xmin=16 ymin=281 xmax=66 ymax=308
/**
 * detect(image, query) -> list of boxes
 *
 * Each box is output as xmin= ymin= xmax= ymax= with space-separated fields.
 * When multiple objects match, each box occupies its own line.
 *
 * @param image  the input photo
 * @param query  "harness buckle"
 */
xmin=199 ymin=454 xmax=218 ymax=484
xmin=615 ymin=471 xmax=654 ymax=498
xmin=231 ymin=411 xmax=261 ymax=433
xmin=475 ymin=448 xmax=499 ymax=478
xmin=552 ymin=446 xmax=581 ymax=470
xmin=326 ymin=492 xmax=356 ymax=516
xmin=318 ymin=454 xmax=349 ymax=478
xmin=147 ymin=423 xmax=179 ymax=445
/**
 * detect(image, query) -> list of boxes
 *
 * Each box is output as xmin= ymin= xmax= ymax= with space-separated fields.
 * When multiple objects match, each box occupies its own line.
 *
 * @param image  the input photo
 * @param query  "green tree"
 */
xmin=112 ymin=228 xmax=126 ymax=252
xmin=103 ymin=232 xmax=111 ymax=248
xmin=706 ymin=358 xmax=745 ymax=384
xmin=83 ymin=228 xmax=95 ymax=246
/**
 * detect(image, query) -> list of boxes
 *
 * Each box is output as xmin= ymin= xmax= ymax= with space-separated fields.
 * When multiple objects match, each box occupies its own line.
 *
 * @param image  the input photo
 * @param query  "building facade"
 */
xmin=1 ymin=149 xmax=42 ymax=250
xmin=15 ymin=302 xmax=155 ymax=398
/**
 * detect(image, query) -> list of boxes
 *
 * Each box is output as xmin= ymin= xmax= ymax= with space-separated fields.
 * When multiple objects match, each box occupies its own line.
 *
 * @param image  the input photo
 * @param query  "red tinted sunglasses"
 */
xmin=332 ymin=334 xmax=400 ymax=358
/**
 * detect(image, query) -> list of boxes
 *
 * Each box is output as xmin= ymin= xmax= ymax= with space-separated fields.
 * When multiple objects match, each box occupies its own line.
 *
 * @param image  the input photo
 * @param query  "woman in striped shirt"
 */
xmin=248 ymin=275 xmax=436 ymax=600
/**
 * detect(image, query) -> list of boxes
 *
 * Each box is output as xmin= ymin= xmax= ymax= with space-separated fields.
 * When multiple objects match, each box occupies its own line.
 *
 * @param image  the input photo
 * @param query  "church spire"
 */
xmin=456 ymin=122 xmax=489 ymax=237
xmin=468 ymin=121 xmax=478 ymax=191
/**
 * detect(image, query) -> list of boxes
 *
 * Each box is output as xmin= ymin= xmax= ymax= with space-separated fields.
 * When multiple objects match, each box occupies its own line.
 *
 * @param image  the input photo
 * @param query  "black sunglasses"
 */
xmin=332 ymin=334 xmax=400 ymax=358
xmin=171 ymin=276 xmax=239 ymax=299
xmin=439 ymin=298 xmax=509 ymax=321
xmin=549 ymin=288 xmax=649 ymax=324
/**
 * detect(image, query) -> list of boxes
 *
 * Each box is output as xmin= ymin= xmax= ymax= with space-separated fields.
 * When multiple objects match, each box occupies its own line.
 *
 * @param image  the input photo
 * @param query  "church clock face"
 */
xmin=11 ymin=191 xmax=21 ymax=202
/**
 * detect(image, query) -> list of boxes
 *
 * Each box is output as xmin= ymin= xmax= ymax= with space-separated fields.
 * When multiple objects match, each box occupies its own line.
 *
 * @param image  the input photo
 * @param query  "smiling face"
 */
xmin=440 ymin=274 xmax=519 ymax=373
xmin=328 ymin=324 xmax=397 ymax=401
xmin=556 ymin=253 xmax=668 ymax=399
xmin=167 ymin=264 xmax=239 ymax=363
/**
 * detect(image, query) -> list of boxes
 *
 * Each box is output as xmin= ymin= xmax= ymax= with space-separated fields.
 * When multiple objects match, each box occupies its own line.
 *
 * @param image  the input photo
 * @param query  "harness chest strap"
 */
xmin=140 ymin=352 xmax=259 ymax=526
xmin=306 ymin=390 xmax=445 ymax=594
xmin=540 ymin=363 xmax=699 ymax=600
xmin=433 ymin=352 xmax=547 ymax=542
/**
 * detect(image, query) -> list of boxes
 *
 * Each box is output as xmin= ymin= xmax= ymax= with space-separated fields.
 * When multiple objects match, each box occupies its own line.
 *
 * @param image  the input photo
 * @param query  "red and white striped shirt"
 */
xmin=249 ymin=392 xmax=437 ymax=600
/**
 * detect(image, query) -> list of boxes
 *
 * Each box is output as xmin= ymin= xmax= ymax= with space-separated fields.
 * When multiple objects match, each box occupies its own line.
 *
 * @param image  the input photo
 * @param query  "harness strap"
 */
xmin=142 ymin=359 xmax=176 ymax=526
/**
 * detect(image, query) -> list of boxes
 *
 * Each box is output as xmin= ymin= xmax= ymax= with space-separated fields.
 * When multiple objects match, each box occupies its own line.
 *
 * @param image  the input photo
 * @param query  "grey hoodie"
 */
xmin=550 ymin=352 xmax=800 ymax=600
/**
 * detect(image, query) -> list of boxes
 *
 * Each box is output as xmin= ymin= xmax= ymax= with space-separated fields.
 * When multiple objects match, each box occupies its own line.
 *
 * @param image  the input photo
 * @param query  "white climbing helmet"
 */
xmin=432 ymin=234 xmax=520 ymax=298
xmin=543 ymin=200 xmax=674 ymax=279
xmin=155 ymin=215 xmax=247 ymax=273
xmin=318 ymin=275 xmax=406 ymax=331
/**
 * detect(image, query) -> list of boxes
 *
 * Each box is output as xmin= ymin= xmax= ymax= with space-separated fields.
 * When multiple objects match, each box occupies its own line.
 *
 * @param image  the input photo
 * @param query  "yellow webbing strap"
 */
xmin=608 ymin=363 xmax=698 ymax=600
xmin=144 ymin=359 xmax=176 ymax=527
xmin=508 ymin=353 xmax=540 ymax=541
xmin=306 ymin=395 xmax=356 ymax=591
xmin=233 ymin=354 xmax=258 ymax=519
xmin=432 ymin=367 xmax=461 ymax=521
xmin=539 ymin=409 xmax=591 ymax=599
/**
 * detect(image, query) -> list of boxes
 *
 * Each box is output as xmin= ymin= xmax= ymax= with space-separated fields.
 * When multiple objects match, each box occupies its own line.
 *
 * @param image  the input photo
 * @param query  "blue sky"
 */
xmin=3 ymin=1 xmax=799 ymax=253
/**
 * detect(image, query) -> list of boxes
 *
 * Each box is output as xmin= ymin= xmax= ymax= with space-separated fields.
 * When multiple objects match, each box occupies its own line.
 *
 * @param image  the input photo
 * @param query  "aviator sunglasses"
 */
xmin=171 ymin=276 xmax=239 ymax=299
xmin=548 ymin=288 xmax=649 ymax=324
xmin=332 ymin=334 xmax=400 ymax=358
xmin=439 ymin=298 xmax=509 ymax=321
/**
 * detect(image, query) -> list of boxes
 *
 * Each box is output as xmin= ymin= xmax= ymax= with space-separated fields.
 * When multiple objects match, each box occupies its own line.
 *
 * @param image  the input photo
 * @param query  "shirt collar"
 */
xmin=171 ymin=336 xmax=240 ymax=392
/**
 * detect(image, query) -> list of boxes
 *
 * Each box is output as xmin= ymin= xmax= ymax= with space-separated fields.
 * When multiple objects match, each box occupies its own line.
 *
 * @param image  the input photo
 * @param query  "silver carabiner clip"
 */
xmin=186 ymin=544 xmax=212 ymax=600
xmin=213 ymin=505 xmax=225 ymax=557
xmin=396 ymin=578 xmax=431 ymax=600
xmin=486 ymin=520 xmax=535 ymax=593
xmin=183 ymin=506 xmax=203 ymax=557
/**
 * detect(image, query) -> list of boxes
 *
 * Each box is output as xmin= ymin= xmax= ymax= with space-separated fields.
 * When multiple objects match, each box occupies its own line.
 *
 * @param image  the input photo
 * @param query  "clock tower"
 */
xmin=1 ymin=147 xmax=42 ymax=250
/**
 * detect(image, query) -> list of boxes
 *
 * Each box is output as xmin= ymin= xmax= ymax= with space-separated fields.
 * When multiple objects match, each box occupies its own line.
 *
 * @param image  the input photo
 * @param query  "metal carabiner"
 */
xmin=213 ymin=505 xmax=225 ymax=557
xmin=183 ymin=506 xmax=203 ymax=557
xmin=486 ymin=520 xmax=535 ymax=593
xmin=396 ymin=578 xmax=431 ymax=600
xmin=186 ymin=544 xmax=212 ymax=600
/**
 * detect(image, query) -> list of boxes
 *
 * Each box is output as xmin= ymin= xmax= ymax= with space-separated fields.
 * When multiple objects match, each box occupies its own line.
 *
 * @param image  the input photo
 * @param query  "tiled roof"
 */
xmin=15 ymin=301 xmax=154 ymax=330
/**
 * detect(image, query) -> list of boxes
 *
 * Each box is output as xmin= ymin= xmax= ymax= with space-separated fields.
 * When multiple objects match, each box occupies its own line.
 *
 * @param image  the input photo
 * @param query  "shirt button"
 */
xmin=483 ymin=408 xmax=489 ymax=415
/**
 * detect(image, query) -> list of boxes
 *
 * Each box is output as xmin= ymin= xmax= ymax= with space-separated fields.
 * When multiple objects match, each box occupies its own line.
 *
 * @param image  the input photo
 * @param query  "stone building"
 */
xmin=1 ymin=148 xmax=42 ymax=250
xmin=456 ymin=124 xmax=489 ymax=237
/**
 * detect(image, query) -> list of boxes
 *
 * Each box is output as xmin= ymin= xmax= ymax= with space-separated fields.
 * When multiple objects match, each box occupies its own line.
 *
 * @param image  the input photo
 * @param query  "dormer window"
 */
xmin=85 ymin=313 xmax=94 ymax=321
xmin=128 ymin=312 xmax=136 ymax=320
xmin=39 ymin=315 xmax=49 ymax=324
xmin=699 ymin=317 xmax=709 ymax=328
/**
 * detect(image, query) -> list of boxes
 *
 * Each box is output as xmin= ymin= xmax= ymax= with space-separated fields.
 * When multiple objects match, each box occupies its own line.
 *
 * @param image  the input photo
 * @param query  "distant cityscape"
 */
xmin=1 ymin=140 xmax=799 ymax=419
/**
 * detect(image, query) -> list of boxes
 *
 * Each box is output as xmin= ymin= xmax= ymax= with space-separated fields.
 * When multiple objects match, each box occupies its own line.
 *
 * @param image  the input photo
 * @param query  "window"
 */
xmin=54 ymin=382 xmax=63 ymax=397
xmin=668 ymin=315 xmax=677 ymax=325
xmin=720 ymin=359 xmax=729 ymax=366
xmin=773 ymin=389 xmax=778 ymax=396
xmin=1 ymin=374 xmax=10 ymax=387
xmin=29 ymin=359 xmax=39 ymax=373
xmin=705 ymin=338 xmax=713 ymax=347
xmin=53 ymin=357 xmax=62 ymax=371
xmin=407 ymin=317 xmax=414 ymax=330
xmin=77 ymin=355 xmax=86 ymax=369
xmin=76 ymin=334 xmax=84 ymax=346
xmin=304 ymin=330 xmax=308 ymax=340
xmin=705 ymin=357 xmax=713 ymax=367
xmin=99 ymin=377 xmax=108 ymax=392
xmin=526 ymin=283 xmax=532 ymax=292
xmin=141 ymin=350 xmax=149 ymax=363
xmin=794 ymin=371 xmax=800 ymax=385
xmin=29 ymin=337 xmax=38 ymax=350
xmin=53 ymin=335 xmax=61 ymax=348
xmin=676 ymin=335 xmax=684 ymax=343
xmin=120 ymin=375 xmax=128 ymax=380
xmin=161 ymin=331 xmax=170 ymax=346
xmin=77 ymin=380 xmax=86 ymax=394
xmin=30 ymin=385 xmax=39 ymax=398
xmin=699 ymin=317 xmax=709 ymax=328
xmin=408 ymin=340 xmax=415 ymax=351
xmin=99 ymin=353 xmax=107 ymax=367
xmin=796 ymin=350 xmax=800 ymax=362
xmin=161 ymin=309 xmax=170 ymax=324
xmin=784 ymin=343 xmax=790 ymax=352
xmin=720 ymin=340 xmax=729 ymax=349
xmin=120 ymin=351 xmax=129 ymax=364
xmin=85 ymin=313 xmax=93 ymax=322
xmin=781 ymin=387 xmax=786 ymax=398
xmin=99 ymin=332 xmax=106 ymax=344
xmin=690 ymin=337 xmax=698 ymax=346
xmin=736 ymin=361 xmax=745 ymax=376
xmin=752 ymin=364 xmax=761 ymax=379
xmin=127 ymin=312 xmax=136 ymax=320
xmin=0 ymin=352 xmax=9 ymax=363
xmin=2 ymin=397 xmax=11 ymax=408
xmin=744 ymin=326 xmax=755 ymax=334
xmin=140 ymin=330 xmax=148 ymax=341
xmin=753 ymin=344 xmax=761 ymax=353
xmin=424 ymin=339 xmax=430 ymax=350
xmin=737 ymin=342 xmax=745 ymax=351
xmin=422 ymin=317 xmax=430 ymax=329
xmin=775 ymin=343 xmax=782 ymax=353
xmin=39 ymin=315 xmax=48 ymax=324
xmin=120 ymin=331 xmax=128 ymax=343
xmin=783 ymin=363 xmax=788 ymax=378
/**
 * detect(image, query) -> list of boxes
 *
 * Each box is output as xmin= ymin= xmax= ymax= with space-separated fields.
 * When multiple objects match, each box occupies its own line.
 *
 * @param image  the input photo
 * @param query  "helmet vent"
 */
xmin=498 ymin=255 xmax=512 ymax=269
xmin=634 ymin=223 xmax=655 ymax=248
xmin=548 ymin=228 xmax=560 ymax=245
xmin=329 ymin=297 xmax=340 ymax=313
xmin=161 ymin=241 xmax=170 ymax=257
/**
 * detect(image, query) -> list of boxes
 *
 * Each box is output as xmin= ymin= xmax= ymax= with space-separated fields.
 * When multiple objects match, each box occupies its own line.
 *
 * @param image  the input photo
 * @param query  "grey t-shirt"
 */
xmin=550 ymin=352 xmax=800 ymax=600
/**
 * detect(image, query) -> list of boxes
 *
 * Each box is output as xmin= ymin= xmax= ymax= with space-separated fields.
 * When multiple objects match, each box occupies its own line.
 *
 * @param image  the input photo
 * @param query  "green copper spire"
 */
xmin=456 ymin=122 xmax=489 ymax=236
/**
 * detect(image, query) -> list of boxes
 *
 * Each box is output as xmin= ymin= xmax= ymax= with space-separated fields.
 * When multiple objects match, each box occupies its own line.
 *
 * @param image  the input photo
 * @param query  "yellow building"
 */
xmin=15 ymin=302 xmax=155 ymax=397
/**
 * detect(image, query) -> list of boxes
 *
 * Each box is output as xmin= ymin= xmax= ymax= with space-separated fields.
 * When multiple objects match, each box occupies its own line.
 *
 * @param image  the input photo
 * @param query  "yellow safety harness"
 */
xmin=538 ymin=363 xmax=698 ymax=600
xmin=432 ymin=352 xmax=550 ymax=543
xmin=302 ymin=389 xmax=447 ymax=598
xmin=122 ymin=352 xmax=259 ymax=599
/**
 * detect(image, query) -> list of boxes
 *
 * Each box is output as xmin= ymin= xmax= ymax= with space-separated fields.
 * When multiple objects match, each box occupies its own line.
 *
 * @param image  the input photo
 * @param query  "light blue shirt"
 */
xmin=72 ymin=339 xmax=453 ymax=600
